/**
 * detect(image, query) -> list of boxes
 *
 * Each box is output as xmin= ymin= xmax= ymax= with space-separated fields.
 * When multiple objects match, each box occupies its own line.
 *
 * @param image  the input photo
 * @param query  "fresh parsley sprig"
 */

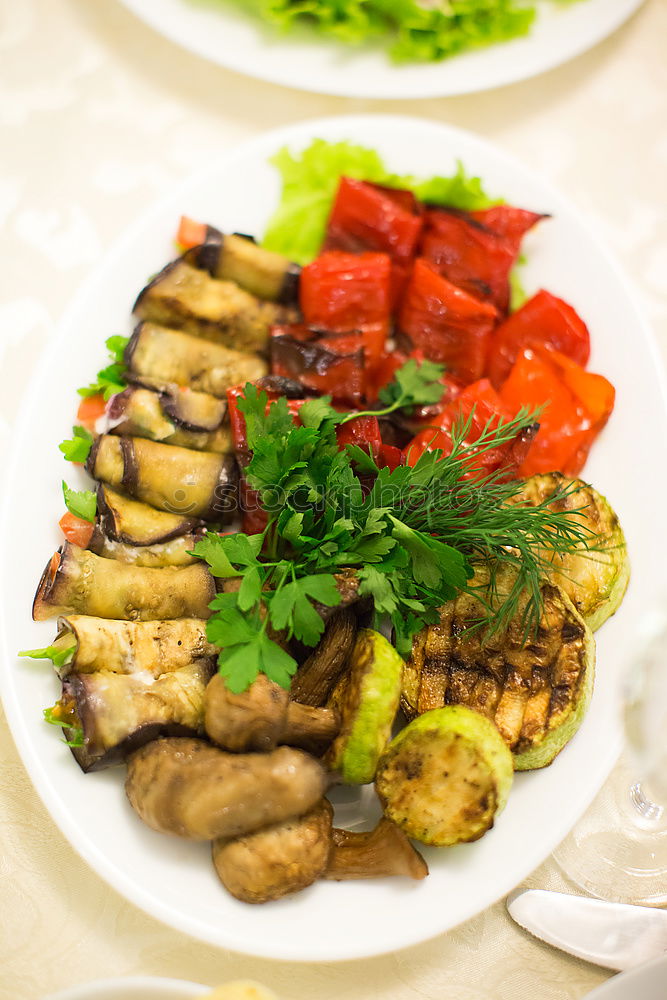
xmin=59 ymin=425 xmax=94 ymax=463
xmin=77 ymin=335 xmax=129 ymax=400
xmin=62 ymin=481 xmax=97 ymax=523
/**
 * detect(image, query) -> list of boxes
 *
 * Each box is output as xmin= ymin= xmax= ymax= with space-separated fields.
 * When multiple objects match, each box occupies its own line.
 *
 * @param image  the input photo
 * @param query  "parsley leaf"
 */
xmin=268 ymin=574 xmax=341 ymax=645
xmin=77 ymin=335 xmax=129 ymax=400
xmin=378 ymin=357 xmax=446 ymax=410
xmin=62 ymin=480 xmax=97 ymax=523
xmin=59 ymin=425 xmax=93 ymax=463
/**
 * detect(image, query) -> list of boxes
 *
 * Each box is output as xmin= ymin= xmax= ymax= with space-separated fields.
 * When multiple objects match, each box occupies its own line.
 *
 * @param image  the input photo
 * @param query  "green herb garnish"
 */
xmin=77 ymin=335 xmax=129 ymax=400
xmin=43 ymin=705 xmax=84 ymax=747
xmin=193 ymin=363 xmax=593 ymax=693
xmin=19 ymin=635 xmax=77 ymax=669
xmin=62 ymin=481 xmax=97 ymax=523
xmin=59 ymin=425 xmax=94 ymax=463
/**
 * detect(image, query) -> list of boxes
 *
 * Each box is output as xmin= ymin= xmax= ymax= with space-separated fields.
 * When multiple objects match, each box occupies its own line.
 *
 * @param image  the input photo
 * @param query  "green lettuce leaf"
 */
xmin=226 ymin=1 xmax=582 ymax=66
xmin=262 ymin=138 xmax=499 ymax=264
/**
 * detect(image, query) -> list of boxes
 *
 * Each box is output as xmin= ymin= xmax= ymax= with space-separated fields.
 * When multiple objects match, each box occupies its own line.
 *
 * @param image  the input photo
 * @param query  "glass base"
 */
xmin=553 ymin=760 xmax=667 ymax=906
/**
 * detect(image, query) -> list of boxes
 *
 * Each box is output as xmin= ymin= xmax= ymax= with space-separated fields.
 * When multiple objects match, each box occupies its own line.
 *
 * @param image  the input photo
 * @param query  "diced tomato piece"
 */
xmin=299 ymin=252 xmax=392 ymax=372
xmin=403 ymin=378 xmax=536 ymax=481
xmin=59 ymin=512 xmax=94 ymax=548
xmin=77 ymin=393 xmax=107 ymax=432
xmin=399 ymin=259 xmax=497 ymax=385
xmin=176 ymin=215 xmax=208 ymax=251
xmin=470 ymin=206 xmax=546 ymax=255
xmin=336 ymin=415 xmax=383 ymax=458
xmin=324 ymin=178 xmax=423 ymax=306
xmin=270 ymin=324 xmax=364 ymax=406
xmin=486 ymin=289 xmax=591 ymax=389
xmin=499 ymin=347 xmax=614 ymax=476
xmin=419 ymin=208 xmax=518 ymax=314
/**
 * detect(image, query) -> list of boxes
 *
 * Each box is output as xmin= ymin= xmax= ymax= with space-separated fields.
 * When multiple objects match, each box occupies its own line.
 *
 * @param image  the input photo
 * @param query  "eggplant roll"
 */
xmin=185 ymin=231 xmax=300 ymax=304
xmin=107 ymin=380 xmax=232 ymax=454
xmin=32 ymin=543 xmax=215 ymax=622
xmin=88 ymin=435 xmax=238 ymax=521
xmin=54 ymin=615 xmax=216 ymax=677
xmin=88 ymin=529 xmax=202 ymax=567
xmin=125 ymin=322 xmax=267 ymax=398
xmin=133 ymin=260 xmax=298 ymax=353
xmin=60 ymin=658 xmax=215 ymax=772
xmin=97 ymin=485 xmax=204 ymax=546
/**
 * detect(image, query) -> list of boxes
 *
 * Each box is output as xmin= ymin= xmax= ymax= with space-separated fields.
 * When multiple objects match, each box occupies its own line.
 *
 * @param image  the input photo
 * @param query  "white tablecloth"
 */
xmin=1 ymin=1 xmax=666 ymax=996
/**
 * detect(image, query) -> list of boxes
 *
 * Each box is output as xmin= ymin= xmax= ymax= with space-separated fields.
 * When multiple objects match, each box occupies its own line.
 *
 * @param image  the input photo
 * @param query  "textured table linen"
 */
xmin=1 ymin=0 xmax=666 ymax=996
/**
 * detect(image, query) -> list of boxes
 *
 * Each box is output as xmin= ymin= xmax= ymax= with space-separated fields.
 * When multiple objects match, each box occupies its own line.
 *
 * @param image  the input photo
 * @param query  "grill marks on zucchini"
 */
xmin=402 ymin=580 xmax=594 ymax=769
xmin=510 ymin=473 xmax=629 ymax=631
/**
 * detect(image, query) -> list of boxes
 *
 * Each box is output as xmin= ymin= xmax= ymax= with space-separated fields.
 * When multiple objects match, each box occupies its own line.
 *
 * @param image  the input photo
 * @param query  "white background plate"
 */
xmin=44 ymin=978 xmax=207 ymax=1000
xmin=2 ymin=114 xmax=665 ymax=962
xmin=117 ymin=0 xmax=645 ymax=99
xmin=586 ymin=954 xmax=667 ymax=1000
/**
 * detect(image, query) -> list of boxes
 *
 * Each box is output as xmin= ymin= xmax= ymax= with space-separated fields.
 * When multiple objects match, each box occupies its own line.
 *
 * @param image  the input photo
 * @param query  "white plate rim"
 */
xmin=43 ymin=978 xmax=208 ymax=1000
xmin=2 ymin=113 xmax=666 ymax=962
xmin=585 ymin=953 xmax=667 ymax=999
xmin=116 ymin=0 xmax=646 ymax=99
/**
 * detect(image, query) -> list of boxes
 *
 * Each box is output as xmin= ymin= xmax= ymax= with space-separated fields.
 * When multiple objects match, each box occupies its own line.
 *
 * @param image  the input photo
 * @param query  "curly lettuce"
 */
xmin=228 ymin=0 xmax=582 ymax=65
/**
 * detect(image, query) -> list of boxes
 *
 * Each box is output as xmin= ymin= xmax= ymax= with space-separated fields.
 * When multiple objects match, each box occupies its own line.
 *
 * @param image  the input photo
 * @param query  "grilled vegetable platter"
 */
xmin=7 ymin=117 xmax=653 ymax=959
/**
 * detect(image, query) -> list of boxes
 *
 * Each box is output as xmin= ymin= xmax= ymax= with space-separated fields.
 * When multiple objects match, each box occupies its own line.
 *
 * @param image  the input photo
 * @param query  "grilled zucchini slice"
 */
xmin=511 ymin=473 xmax=629 ymax=631
xmin=402 ymin=580 xmax=595 ymax=771
xmin=324 ymin=628 xmax=403 ymax=785
xmin=375 ymin=706 xmax=513 ymax=846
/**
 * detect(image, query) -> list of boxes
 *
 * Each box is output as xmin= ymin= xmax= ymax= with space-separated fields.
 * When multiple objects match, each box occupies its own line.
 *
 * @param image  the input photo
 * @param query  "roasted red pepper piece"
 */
xmin=499 ymin=347 xmax=614 ymax=477
xmin=299 ymin=251 xmax=391 ymax=371
xmin=239 ymin=476 xmax=269 ymax=535
xmin=324 ymin=178 xmax=423 ymax=305
xmin=486 ymin=289 xmax=591 ymax=389
xmin=403 ymin=378 xmax=536 ymax=481
xmin=335 ymin=415 xmax=383 ymax=458
xmin=399 ymin=259 xmax=497 ymax=385
xmin=376 ymin=443 xmax=403 ymax=471
xmin=270 ymin=324 xmax=365 ymax=406
xmin=419 ymin=208 xmax=519 ymax=314
xmin=470 ymin=205 xmax=546 ymax=255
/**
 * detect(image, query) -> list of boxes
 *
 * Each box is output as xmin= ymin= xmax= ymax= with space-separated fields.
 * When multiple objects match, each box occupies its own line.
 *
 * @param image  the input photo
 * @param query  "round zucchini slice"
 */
xmin=402 ymin=581 xmax=595 ymax=771
xmin=511 ymin=472 xmax=629 ymax=631
xmin=324 ymin=628 xmax=404 ymax=785
xmin=375 ymin=706 xmax=514 ymax=847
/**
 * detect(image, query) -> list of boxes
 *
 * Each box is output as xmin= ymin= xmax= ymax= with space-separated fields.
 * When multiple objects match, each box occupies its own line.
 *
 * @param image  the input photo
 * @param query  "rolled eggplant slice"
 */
xmin=97 ymin=485 xmax=204 ymax=546
xmin=55 ymin=615 xmax=216 ymax=677
xmin=125 ymin=738 xmax=329 ymax=840
xmin=107 ymin=381 xmax=232 ymax=454
xmin=32 ymin=543 xmax=215 ymax=622
xmin=185 ymin=230 xmax=300 ymax=304
xmin=88 ymin=530 xmax=202 ymax=567
xmin=125 ymin=322 xmax=267 ymax=398
xmin=88 ymin=435 xmax=238 ymax=522
xmin=133 ymin=260 xmax=298 ymax=353
xmin=58 ymin=658 xmax=214 ymax=772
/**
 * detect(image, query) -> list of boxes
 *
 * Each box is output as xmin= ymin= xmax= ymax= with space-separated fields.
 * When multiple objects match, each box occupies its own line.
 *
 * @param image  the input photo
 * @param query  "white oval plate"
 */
xmin=585 ymin=954 xmax=667 ymax=1000
xmin=44 ymin=978 xmax=207 ymax=1000
xmin=2 ymin=114 xmax=666 ymax=961
xmin=117 ymin=0 xmax=644 ymax=99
